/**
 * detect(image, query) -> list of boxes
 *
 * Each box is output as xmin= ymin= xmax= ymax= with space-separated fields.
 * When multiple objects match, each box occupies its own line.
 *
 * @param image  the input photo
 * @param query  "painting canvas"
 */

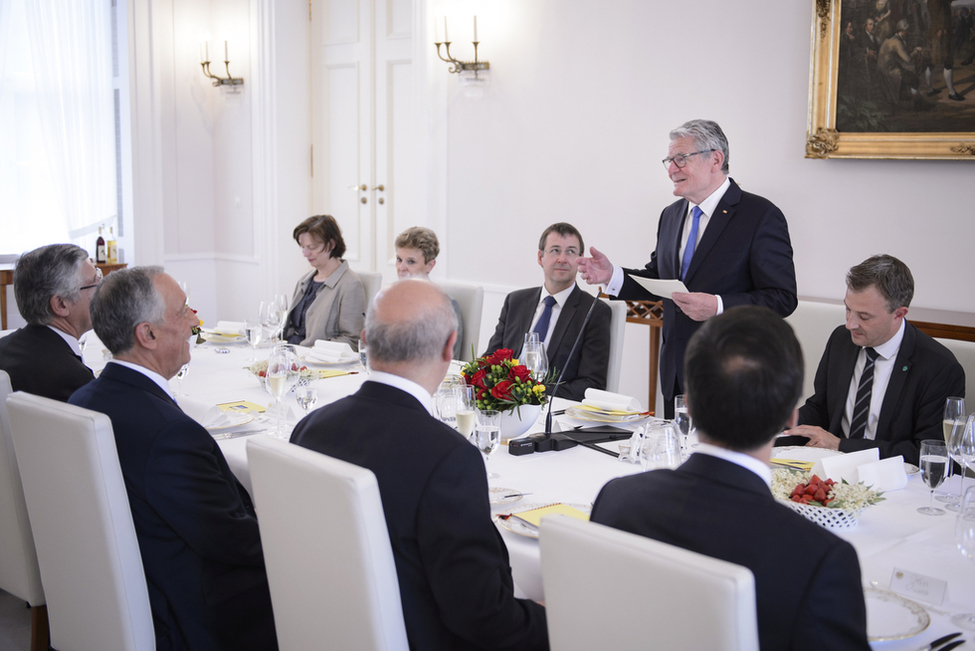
xmin=806 ymin=0 xmax=975 ymax=159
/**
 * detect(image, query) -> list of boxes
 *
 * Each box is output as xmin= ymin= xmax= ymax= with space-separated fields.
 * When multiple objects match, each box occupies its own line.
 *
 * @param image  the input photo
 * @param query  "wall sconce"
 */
xmin=199 ymin=35 xmax=244 ymax=88
xmin=433 ymin=16 xmax=489 ymax=84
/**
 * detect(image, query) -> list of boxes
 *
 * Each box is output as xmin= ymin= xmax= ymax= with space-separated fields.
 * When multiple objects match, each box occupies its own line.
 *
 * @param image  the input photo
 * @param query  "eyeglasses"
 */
xmin=541 ymin=247 xmax=580 ymax=259
xmin=79 ymin=267 xmax=103 ymax=292
xmin=661 ymin=149 xmax=715 ymax=170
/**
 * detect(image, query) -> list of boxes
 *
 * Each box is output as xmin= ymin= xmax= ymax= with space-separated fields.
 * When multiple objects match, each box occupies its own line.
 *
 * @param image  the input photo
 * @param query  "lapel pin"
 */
xmin=722 ymin=210 xmax=727 ymax=213
xmin=902 ymin=366 xmax=908 ymax=371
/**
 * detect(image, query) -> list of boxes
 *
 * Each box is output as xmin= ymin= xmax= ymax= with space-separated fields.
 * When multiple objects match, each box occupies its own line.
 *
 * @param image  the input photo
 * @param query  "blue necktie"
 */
xmin=532 ymin=296 xmax=557 ymax=342
xmin=680 ymin=206 xmax=703 ymax=281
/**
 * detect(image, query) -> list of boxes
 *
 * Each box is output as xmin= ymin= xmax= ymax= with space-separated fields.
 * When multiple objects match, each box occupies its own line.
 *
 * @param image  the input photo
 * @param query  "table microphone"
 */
xmin=528 ymin=293 xmax=602 ymax=453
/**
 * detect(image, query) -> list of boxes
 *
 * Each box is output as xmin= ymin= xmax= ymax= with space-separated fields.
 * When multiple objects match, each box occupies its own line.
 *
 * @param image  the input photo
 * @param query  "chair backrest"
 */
xmin=540 ymin=516 xmax=759 ymax=651
xmin=601 ymin=299 xmax=627 ymax=393
xmin=6 ymin=392 xmax=154 ymax=651
xmin=247 ymin=436 xmax=409 ymax=651
xmin=439 ymin=281 xmax=484 ymax=362
xmin=935 ymin=336 xmax=975 ymax=408
xmin=359 ymin=272 xmax=384 ymax=307
xmin=0 ymin=371 xmax=44 ymax=606
xmin=784 ymin=299 xmax=846 ymax=402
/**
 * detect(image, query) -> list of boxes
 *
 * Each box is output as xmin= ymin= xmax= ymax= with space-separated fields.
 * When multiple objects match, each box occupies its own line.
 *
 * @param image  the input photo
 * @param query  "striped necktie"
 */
xmin=849 ymin=347 xmax=879 ymax=439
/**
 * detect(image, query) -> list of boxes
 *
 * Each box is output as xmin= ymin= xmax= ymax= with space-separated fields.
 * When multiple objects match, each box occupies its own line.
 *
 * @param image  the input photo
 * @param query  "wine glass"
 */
xmin=523 ymin=339 xmax=548 ymax=382
xmin=245 ymin=320 xmax=263 ymax=360
xmin=937 ymin=397 xmax=966 ymax=503
xmin=260 ymin=301 xmax=280 ymax=343
xmin=917 ymin=439 xmax=949 ymax=515
xmin=952 ymin=486 xmax=975 ymax=630
xmin=640 ymin=422 xmax=682 ymax=472
xmin=274 ymin=294 xmax=291 ymax=342
xmin=265 ymin=346 xmax=299 ymax=439
xmin=475 ymin=409 xmax=501 ymax=479
xmin=358 ymin=333 xmax=368 ymax=370
xmin=948 ymin=414 xmax=975 ymax=512
xmin=455 ymin=386 xmax=476 ymax=440
xmin=295 ymin=376 xmax=318 ymax=414
xmin=174 ymin=364 xmax=190 ymax=397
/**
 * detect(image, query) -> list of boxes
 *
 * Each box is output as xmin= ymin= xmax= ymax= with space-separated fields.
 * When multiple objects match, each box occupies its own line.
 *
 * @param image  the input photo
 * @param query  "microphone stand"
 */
xmin=528 ymin=293 xmax=601 ymax=453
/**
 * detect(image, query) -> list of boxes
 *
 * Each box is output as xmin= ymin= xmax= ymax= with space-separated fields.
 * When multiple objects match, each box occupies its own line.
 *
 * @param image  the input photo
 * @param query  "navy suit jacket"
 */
xmin=291 ymin=381 xmax=548 ymax=651
xmin=797 ymin=321 xmax=965 ymax=465
xmin=69 ymin=363 xmax=276 ymax=651
xmin=617 ymin=179 xmax=797 ymax=404
xmin=484 ymin=284 xmax=611 ymax=401
xmin=591 ymin=454 xmax=869 ymax=651
xmin=0 ymin=324 xmax=93 ymax=401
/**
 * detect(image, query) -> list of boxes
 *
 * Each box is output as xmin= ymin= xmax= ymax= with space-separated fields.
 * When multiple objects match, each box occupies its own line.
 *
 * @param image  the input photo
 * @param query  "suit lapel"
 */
xmin=877 ymin=322 xmax=915 ymax=435
xmin=682 ymin=180 xmax=741 ymax=284
xmin=661 ymin=201 xmax=688 ymax=279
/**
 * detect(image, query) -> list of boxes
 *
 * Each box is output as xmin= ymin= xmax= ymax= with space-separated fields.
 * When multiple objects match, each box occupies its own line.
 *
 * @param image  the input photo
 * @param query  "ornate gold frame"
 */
xmin=806 ymin=0 xmax=975 ymax=160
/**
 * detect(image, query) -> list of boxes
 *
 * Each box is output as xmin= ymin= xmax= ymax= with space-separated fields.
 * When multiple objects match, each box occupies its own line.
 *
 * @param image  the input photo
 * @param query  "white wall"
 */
xmin=121 ymin=0 xmax=975 ymax=409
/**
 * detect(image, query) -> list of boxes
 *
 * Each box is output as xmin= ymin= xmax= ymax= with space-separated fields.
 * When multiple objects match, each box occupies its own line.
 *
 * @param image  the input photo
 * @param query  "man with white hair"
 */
xmin=291 ymin=279 xmax=548 ymax=651
xmin=69 ymin=267 xmax=277 ymax=651
xmin=0 ymin=244 xmax=97 ymax=400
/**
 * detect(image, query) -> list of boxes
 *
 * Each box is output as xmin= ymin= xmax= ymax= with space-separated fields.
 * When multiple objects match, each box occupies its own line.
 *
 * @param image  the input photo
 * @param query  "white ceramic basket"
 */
xmin=778 ymin=498 xmax=864 ymax=529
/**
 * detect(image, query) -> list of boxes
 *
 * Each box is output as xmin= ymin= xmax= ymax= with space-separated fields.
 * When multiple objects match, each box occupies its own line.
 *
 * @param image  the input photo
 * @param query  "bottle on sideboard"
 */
xmin=95 ymin=227 xmax=107 ymax=264
xmin=107 ymin=227 xmax=117 ymax=264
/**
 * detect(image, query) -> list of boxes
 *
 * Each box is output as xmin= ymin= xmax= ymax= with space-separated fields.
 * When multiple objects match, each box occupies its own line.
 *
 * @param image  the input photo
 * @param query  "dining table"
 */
xmin=79 ymin=332 xmax=975 ymax=651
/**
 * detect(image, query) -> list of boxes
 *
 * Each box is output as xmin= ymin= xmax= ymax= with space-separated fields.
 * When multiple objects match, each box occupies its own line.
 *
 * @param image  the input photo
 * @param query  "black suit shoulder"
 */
xmin=0 ymin=325 xmax=93 ymax=401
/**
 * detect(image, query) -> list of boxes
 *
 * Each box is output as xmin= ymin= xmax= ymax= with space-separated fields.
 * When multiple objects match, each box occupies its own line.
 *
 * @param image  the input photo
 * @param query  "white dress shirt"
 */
xmin=841 ymin=319 xmax=906 ymax=440
xmin=48 ymin=325 xmax=83 ymax=357
xmin=369 ymin=370 xmax=435 ymax=416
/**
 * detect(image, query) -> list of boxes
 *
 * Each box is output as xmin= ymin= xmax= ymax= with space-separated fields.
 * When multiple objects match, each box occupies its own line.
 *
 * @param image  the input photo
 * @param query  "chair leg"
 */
xmin=30 ymin=604 xmax=50 ymax=651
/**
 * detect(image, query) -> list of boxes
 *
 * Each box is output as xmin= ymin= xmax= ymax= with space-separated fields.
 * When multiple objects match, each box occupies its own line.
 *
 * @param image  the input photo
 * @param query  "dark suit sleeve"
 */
xmin=143 ymin=420 xmax=265 ymax=567
xmin=415 ymin=443 xmax=547 ymax=650
xmin=555 ymin=300 xmax=611 ymax=401
xmin=719 ymin=206 xmax=797 ymax=317
xmin=839 ymin=355 xmax=965 ymax=462
xmin=484 ymin=294 xmax=513 ymax=356
xmin=792 ymin=541 xmax=870 ymax=651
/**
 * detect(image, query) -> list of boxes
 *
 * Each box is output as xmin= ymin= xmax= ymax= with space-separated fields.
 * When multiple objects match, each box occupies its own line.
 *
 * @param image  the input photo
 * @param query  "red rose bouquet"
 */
xmin=460 ymin=348 xmax=548 ymax=413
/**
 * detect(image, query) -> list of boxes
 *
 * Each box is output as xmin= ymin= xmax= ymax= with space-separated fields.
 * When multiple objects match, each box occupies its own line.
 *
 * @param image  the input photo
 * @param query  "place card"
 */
xmin=889 ymin=567 xmax=947 ymax=605
xmin=217 ymin=400 xmax=266 ymax=414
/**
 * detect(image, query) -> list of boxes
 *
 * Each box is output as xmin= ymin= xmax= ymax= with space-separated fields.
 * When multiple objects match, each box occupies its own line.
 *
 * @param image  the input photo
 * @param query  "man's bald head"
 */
xmin=365 ymin=279 xmax=458 ymax=365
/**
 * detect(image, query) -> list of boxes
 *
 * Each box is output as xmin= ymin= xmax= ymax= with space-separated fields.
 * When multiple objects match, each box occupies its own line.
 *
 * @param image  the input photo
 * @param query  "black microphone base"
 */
xmin=525 ymin=432 xmax=579 ymax=452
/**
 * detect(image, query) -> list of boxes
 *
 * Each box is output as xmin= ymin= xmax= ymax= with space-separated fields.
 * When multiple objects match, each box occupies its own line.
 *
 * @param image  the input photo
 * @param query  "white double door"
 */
xmin=312 ymin=0 xmax=416 ymax=282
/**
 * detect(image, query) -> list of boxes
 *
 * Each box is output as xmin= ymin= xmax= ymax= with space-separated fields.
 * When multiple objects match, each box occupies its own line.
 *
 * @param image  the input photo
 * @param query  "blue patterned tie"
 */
xmin=849 ymin=347 xmax=879 ymax=439
xmin=532 ymin=296 xmax=558 ymax=342
xmin=680 ymin=206 xmax=703 ymax=281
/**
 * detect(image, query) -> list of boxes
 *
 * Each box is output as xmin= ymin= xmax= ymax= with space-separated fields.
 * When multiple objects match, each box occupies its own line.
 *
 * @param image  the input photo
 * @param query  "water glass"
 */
xmin=640 ymin=422 xmax=682 ymax=472
xmin=174 ymin=364 xmax=190 ymax=397
xmin=918 ymin=439 xmax=949 ymax=515
xmin=475 ymin=409 xmax=501 ymax=478
xmin=455 ymin=386 xmax=476 ymax=439
xmin=523 ymin=339 xmax=548 ymax=382
xmin=674 ymin=394 xmax=694 ymax=451
xmin=295 ymin=377 xmax=318 ymax=413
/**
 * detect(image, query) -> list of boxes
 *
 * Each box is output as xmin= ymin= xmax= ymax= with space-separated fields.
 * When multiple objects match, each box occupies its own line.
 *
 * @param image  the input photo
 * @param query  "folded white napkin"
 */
xmin=811 ymin=448 xmax=880 ymax=483
xmin=853 ymin=456 xmax=908 ymax=492
xmin=176 ymin=396 xmax=231 ymax=429
xmin=582 ymin=388 xmax=642 ymax=413
xmin=308 ymin=340 xmax=357 ymax=363
xmin=215 ymin=321 xmax=246 ymax=335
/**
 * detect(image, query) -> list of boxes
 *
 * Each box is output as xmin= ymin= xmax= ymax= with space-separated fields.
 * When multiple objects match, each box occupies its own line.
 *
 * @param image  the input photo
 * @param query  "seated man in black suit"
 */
xmin=69 ymin=267 xmax=277 ymax=651
xmin=0 ymin=244 xmax=97 ymax=400
xmin=591 ymin=306 xmax=870 ymax=651
xmin=485 ymin=222 xmax=611 ymax=401
xmin=787 ymin=255 xmax=964 ymax=465
xmin=292 ymin=279 xmax=548 ymax=651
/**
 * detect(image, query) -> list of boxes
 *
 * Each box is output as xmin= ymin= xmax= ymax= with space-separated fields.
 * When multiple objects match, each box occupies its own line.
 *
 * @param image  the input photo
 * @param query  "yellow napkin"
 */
xmin=512 ymin=503 xmax=589 ymax=528
xmin=770 ymin=458 xmax=815 ymax=471
xmin=576 ymin=404 xmax=634 ymax=416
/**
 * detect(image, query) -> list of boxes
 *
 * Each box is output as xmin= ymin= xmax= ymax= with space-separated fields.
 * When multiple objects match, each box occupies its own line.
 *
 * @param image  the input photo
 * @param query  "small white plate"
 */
xmin=206 ymin=412 xmax=254 ymax=432
xmin=863 ymin=587 xmax=930 ymax=641
xmin=489 ymin=487 xmax=525 ymax=505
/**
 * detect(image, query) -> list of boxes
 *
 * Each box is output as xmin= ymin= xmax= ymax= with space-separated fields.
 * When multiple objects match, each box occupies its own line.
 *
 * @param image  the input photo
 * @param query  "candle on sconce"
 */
xmin=473 ymin=16 xmax=478 ymax=42
xmin=444 ymin=17 xmax=449 ymax=42
xmin=434 ymin=17 xmax=441 ymax=43
xmin=224 ymin=40 xmax=228 ymax=62
xmin=200 ymin=41 xmax=205 ymax=63
xmin=205 ymin=41 xmax=209 ymax=63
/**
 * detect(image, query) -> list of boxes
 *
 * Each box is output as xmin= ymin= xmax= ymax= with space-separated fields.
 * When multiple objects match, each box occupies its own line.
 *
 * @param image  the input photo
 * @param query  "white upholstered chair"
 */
xmin=439 ymin=281 xmax=484 ymax=362
xmin=247 ymin=436 xmax=408 ymax=651
xmin=6 ymin=392 xmax=154 ymax=651
xmin=601 ymin=298 xmax=628 ymax=394
xmin=0 ymin=372 xmax=47 ymax=651
xmin=540 ymin=515 xmax=759 ymax=651
xmin=935 ymin=336 xmax=975 ymax=408
xmin=358 ymin=271 xmax=384 ymax=307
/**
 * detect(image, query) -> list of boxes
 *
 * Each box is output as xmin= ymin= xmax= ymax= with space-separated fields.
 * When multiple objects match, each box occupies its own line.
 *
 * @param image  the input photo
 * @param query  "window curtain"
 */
xmin=23 ymin=0 xmax=116 ymax=241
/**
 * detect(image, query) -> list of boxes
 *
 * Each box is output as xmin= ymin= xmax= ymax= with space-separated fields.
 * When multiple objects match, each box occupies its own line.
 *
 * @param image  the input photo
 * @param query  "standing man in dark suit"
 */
xmin=292 ymin=279 xmax=548 ymax=651
xmin=591 ymin=306 xmax=870 ymax=651
xmin=788 ymin=255 xmax=964 ymax=465
xmin=69 ymin=267 xmax=277 ymax=651
xmin=0 ymin=244 xmax=96 ymax=401
xmin=485 ymin=222 xmax=611 ymax=402
xmin=578 ymin=119 xmax=797 ymax=417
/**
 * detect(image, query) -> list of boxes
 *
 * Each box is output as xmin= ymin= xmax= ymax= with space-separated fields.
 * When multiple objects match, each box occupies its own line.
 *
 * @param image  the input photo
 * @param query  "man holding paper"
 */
xmin=577 ymin=119 xmax=797 ymax=417
xmin=788 ymin=255 xmax=964 ymax=465
xmin=69 ymin=267 xmax=277 ymax=651
xmin=591 ymin=306 xmax=869 ymax=651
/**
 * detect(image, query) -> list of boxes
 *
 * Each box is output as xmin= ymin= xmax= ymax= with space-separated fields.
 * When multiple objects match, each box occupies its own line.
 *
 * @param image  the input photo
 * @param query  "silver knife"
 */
xmin=918 ymin=632 xmax=963 ymax=651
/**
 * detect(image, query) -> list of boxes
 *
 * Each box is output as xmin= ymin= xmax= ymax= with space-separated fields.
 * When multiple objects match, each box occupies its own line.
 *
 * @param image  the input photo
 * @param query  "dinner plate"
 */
xmin=863 ymin=587 xmax=929 ymax=641
xmin=489 ymin=487 xmax=525 ymax=506
xmin=494 ymin=502 xmax=592 ymax=539
xmin=206 ymin=412 xmax=254 ymax=432
xmin=565 ymin=405 xmax=650 ymax=424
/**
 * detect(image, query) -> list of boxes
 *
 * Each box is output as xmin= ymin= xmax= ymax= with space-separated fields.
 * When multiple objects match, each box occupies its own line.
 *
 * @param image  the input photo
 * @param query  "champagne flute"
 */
xmin=475 ymin=409 xmax=501 ymax=479
xmin=952 ymin=486 xmax=975 ymax=630
xmin=674 ymin=394 xmax=693 ymax=454
xmin=917 ymin=439 xmax=949 ymax=515
xmin=265 ymin=346 xmax=299 ymax=439
xmin=455 ymin=386 xmax=476 ymax=441
xmin=938 ymin=397 xmax=966 ymax=503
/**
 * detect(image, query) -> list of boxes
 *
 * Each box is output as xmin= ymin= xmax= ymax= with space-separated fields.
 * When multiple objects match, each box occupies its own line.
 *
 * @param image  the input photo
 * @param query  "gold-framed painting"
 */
xmin=806 ymin=0 xmax=975 ymax=160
